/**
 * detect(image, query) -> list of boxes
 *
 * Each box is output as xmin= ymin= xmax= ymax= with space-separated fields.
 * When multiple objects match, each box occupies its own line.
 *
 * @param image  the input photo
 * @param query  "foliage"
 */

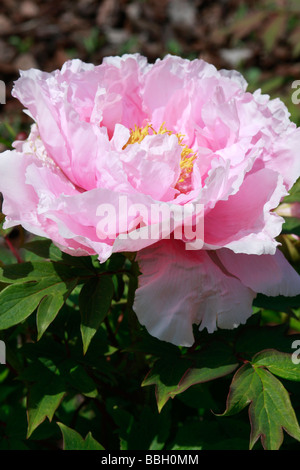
xmin=0 ymin=222 xmax=299 ymax=450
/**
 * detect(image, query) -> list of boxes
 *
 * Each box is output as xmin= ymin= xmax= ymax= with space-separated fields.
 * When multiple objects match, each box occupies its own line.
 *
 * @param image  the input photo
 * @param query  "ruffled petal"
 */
xmin=120 ymin=132 xmax=181 ymax=201
xmin=203 ymin=168 xmax=286 ymax=255
xmin=0 ymin=150 xmax=39 ymax=229
xmin=133 ymin=240 xmax=255 ymax=346
xmin=217 ymin=248 xmax=300 ymax=297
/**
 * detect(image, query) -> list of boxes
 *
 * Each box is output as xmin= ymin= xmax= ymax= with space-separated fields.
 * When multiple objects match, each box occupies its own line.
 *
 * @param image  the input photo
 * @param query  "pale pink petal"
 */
xmin=217 ymin=248 xmax=300 ymax=297
xmin=203 ymin=168 xmax=286 ymax=254
xmin=0 ymin=149 xmax=94 ymax=255
xmin=0 ymin=150 xmax=39 ymax=229
xmin=133 ymin=240 xmax=255 ymax=346
xmin=120 ymin=133 xmax=181 ymax=200
xmin=263 ymin=127 xmax=300 ymax=191
xmin=219 ymin=68 xmax=248 ymax=91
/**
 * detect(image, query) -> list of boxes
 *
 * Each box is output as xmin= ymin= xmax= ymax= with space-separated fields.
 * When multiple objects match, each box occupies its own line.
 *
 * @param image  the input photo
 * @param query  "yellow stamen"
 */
xmin=122 ymin=122 xmax=197 ymax=184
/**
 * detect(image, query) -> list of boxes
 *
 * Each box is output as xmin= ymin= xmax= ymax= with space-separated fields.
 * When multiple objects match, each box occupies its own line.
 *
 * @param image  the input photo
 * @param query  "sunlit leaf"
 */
xmin=143 ymin=344 xmax=238 ymax=412
xmin=57 ymin=422 xmax=104 ymax=450
xmin=36 ymin=280 xmax=77 ymax=339
xmin=27 ymin=374 xmax=66 ymax=438
xmin=252 ymin=349 xmax=300 ymax=382
xmin=0 ymin=271 xmax=79 ymax=330
xmin=219 ymin=363 xmax=300 ymax=449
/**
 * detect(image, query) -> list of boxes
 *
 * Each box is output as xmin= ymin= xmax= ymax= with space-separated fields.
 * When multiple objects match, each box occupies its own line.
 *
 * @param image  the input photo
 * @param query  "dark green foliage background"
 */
xmin=0 ymin=230 xmax=300 ymax=450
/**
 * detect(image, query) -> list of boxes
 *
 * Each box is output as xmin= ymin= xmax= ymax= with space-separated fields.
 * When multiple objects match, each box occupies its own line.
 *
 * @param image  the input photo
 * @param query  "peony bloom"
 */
xmin=1 ymin=54 xmax=300 ymax=346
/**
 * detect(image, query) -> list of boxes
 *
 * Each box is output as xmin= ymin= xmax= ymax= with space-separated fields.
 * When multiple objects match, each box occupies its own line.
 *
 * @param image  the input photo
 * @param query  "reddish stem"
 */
xmin=4 ymin=236 xmax=22 ymax=263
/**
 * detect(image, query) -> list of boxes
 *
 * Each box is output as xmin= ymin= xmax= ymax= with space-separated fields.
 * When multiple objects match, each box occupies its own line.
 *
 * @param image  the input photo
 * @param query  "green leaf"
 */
xmin=219 ymin=363 xmax=300 ymax=450
xmin=0 ymin=260 xmax=96 ymax=330
xmin=252 ymin=349 xmax=300 ymax=382
xmin=174 ymin=362 xmax=238 ymax=397
xmin=142 ymin=358 xmax=193 ymax=412
xmin=283 ymin=177 xmax=300 ymax=203
xmin=36 ymin=280 xmax=77 ymax=340
xmin=282 ymin=216 xmax=300 ymax=236
xmin=84 ymin=432 xmax=105 ymax=450
xmin=57 ymin=423 xmax=104 ymax=450
xmin=79 ymin=276 xmax=114 ymax=354
xmin=235 ymin=324 xmax=296 ymax=359
xmin=27 ymin=376 xmax=66 ymax=438
xmin=67 ymin=364 xmax=98 ymax=398
xmin=23 ymin=238 xmax=97 ymax=270
xmin=23 ymin=238 xmax=63 ymax=261
xmin=23 ymin=358 xmax=99 ymax=438
xmin=142 ymin=345 xmax=238 ymax=412
xmin=254 ymin=292 xmax=300 ymax=311
xmin=0 ymin=270 xmax=79 ymax=330
xmin=0 ymin=260 xmax=59 ymax=283
xmin=0 ymin=259 xmax=95 ymax=285
xmin=106 ymin=253 xmax=126 ymax=271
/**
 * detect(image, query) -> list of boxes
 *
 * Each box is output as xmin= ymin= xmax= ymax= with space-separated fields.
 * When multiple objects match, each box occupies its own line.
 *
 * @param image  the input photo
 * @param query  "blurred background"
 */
xmin=1 ymin=0 xmax=300 ymax=144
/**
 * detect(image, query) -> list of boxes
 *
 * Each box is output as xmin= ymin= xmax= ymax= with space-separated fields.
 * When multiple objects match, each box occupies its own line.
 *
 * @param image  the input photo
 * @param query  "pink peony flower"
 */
xmin=1 ymin=54 xmax=300 ymax=346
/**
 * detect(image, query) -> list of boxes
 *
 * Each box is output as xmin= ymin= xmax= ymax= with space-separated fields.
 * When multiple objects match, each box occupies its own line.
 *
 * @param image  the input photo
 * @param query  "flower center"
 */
xmin=122 ymin=122 xmax=197 ymax=184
